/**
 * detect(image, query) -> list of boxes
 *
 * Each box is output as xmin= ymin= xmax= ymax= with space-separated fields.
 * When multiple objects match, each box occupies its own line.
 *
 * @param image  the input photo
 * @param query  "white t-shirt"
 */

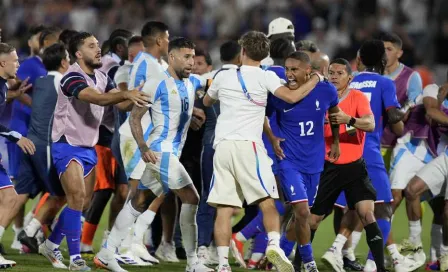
xmin=114 ymin=60 xmax=132 ymax=85
xmin=208 ymin=65 xmax=282 ymax=148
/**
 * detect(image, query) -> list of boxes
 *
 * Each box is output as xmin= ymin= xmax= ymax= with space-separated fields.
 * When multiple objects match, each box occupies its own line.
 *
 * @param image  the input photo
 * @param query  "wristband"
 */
xmin=349 ymin=117 xmax=356 ymax=126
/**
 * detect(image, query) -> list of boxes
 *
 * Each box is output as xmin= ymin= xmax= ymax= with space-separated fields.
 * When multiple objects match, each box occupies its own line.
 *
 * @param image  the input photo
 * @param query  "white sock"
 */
xmin=351 ymin=231 xmax=362 ymax=251
xmin=0 ymin=226 xmax=4 ymax=241
xmin=251 ymin=252 xmax=264 ymax=262
xmin=132 ymin=210 xmax=156 ymax=245
xmin=45 ymin=239 xmax=59 ymax=250
xmin=104 ymin=201 xmax=141 ymax=254
xmin=267 ymin=232 xmax=280 ymax=247
xmin=387 ymin=244 xmax=401 ymax=259
xmin=12 ymin=224 xmax=23 ymax=235
xmin=120 ymin=228 xmax=133 ymax=253
xmin=342 ymin=249 xmax=356 ymax=261
xmin=180 ymin=204 xmax=199 ymax=265
xmin=332 ymin=234 xmax=347 ymax=254
xmin=236 ymin=232 xmax=247 ymax=242
xmin=80 ymin=243 xmax=93 ymax=252
xmin=409 ymin=220 xmax=422 ymax=244
xmin=70 ymin=254 xmax=81 ymax=262
xmin=441 ymin=244 xmax=448 ymax=255
xmin=25 ymin=218 xmax=42 ymax=237
xmin=431 ymin=224 xmax=442 ymax=261
xmin=217 ymin=246 xmax=229 ymax=266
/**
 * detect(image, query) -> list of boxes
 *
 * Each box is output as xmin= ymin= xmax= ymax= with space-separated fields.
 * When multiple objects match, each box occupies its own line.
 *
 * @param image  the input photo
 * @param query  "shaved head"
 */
xmin=310 ymin=51 xmax=330 ymax=77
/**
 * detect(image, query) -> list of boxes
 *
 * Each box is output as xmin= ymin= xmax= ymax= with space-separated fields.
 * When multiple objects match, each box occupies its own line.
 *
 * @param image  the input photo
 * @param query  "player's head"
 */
xmin=270 ymin=37 xmax=296 ymax=66
xmin=355 ymin=49 xmax=365 ymax=72
xmin=59 ymin=29 xmax=79 ymax=48
xmin=42 ymin=43 xmax=70 ymax=73
xmin=0 ymin=43 xmax=19 ymax=79
xmin=141 ymin=21 xmax=169 ymax=57
xmin=28 ymin=25 xmax=46 ymax=56
xmin=284 ymin=51 xmax=311 ymax=89
xmin=267 ymin=17 xmax=295 ymax=43
xmin=311 ymin=51 xmax=330 ymax=77
xmin=69 ymin=32 xmax=102 ymax=70
xmin=101 ymin=40 xmax=110 ymax=56
xmin=193 ymin=48 xmax=212 ymax=75
xmin=359 ymin=39 xmax=387 ymax=75
xmin=220 ymin=40 xmax=241 ymax=65
xmin=329 ymin=58 xmax=353 ymax=91
xmin=295 ymin=40 xmax=319 ymax=53
xmin=239 ymin=31 xmax=270 ymax=63
xmin=127 ymin=36 xmax=144 ymax=63
xmin=168 ymin=37 xmax=195 ymax=79
xmin=380 ymin=32 xmax=403 ymax=68
xmin=109 ymin=29 xmax=133 ymax=60
xmin=39 ymin=26 xmax=61 ymax=52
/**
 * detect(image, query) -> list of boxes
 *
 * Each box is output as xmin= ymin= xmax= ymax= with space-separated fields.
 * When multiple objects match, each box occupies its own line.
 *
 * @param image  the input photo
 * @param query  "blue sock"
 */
xmin=253 ymin=232 xmax=268 ymax=253
xmin=61 ymin=207 xmax=82 ymax=260
xmin=48 ymin=209 xmax=66 ymax=246
xmin=367 ymin=218 xmax=390 ymax=260
xmin=298 ymin=243 xmax=314 ymax=264
xmin=280 ymin=233 xmax=295 ymax=257
xmin=240 ymin=212 xmax=265 ymax=239
xmin=275 ymin=200 xmax=286 ymax=216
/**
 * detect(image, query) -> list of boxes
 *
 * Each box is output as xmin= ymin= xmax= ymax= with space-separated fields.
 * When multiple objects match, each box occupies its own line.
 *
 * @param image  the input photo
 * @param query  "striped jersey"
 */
xmin=128 ymin=51 xmax=168 ymax=89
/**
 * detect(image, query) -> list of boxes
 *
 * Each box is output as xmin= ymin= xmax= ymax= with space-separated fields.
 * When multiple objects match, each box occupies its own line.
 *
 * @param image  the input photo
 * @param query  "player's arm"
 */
xmin=6 ymin=78 xmax=32 ymax=105
xmin=382 ymin=78 xmax=404 ymax=124
xmin=327 ymin=105 xmax=340 ymax=162
xmin=389 ymin=121 xmax=405 ymax=136
xmin=203 ymin=75 xmax=219 ymax=107
xmin=423 ymin=84 xmax=448 ymax=125
xmin=263 ymin=116 xmax=285 ymax=160
xmin=129 ymin=103 xmax=157 ymax=164
xmin=329 ymin=94 xmax=375 ymax=132
xmin=273 ymin=73 xmax=321 ymax=103
xmin=401 ymin=72 xmax=423 ymax=122
xmin=114 ymin=72 xmax=134 ymax=112
xmin=0 ymin=124 xmax=35 ymax=155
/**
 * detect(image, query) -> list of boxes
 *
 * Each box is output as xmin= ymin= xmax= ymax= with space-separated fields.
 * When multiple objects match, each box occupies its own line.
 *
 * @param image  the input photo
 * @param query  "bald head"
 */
xmin=311 ymin=51 xmax=330 ymax=77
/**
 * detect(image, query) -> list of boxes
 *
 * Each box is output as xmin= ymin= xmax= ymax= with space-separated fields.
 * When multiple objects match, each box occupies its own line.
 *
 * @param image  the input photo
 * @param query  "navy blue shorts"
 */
xmin=15 ymin=144 xmax=64 ymax=198
xmin=111 ymin=133 xmax=128 ymax=185
xmin=6 ymin=142 xmax=21 ymax=179
xmin=52 ymin=143 xmax=97 ymax=178
xmin=0 ymin=162 xmax=13 ymax=190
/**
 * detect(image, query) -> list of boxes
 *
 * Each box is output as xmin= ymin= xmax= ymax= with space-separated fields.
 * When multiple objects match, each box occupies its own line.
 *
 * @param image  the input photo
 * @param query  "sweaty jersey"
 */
xmin=268 ymin=81 xmax=339 ymax=174
xmin=349 ymin=72 xmax=400 ymax=166
xmin=145 ymin=73 xmax=206 ymax=157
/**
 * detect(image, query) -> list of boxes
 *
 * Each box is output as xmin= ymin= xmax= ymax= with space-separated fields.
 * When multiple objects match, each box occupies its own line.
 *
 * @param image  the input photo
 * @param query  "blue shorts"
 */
xmin=15 ymin=144 xmax=64 ymax=198
xmin=0 ymin=163 xmax=13 ymax=190
xmin=6 ymin=142 xmax=21 ymax=179
xmin=335 ymin=192 xmax=347 ymax=208
xmin=278 ymin=161 xmax=320 ymax=206
xmin=52 ymin=143 xmax=97 ymax=178
xmin=367 ymin=163 xmax=393 ymax=203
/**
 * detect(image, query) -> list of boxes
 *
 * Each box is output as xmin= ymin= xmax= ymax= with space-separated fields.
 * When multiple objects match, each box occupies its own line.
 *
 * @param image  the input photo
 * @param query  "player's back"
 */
xmin=128 ymin=51 xmax=166 ymax=88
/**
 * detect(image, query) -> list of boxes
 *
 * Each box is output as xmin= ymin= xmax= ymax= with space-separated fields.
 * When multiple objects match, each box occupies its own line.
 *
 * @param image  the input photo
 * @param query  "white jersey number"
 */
xmin=299 ymin=121 xmax=314 ymax=136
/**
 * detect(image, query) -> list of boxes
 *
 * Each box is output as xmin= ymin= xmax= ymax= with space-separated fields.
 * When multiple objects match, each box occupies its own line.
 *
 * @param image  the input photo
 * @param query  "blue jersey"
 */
xmin=349 ymin=72 xmax=400 ymax=165
xmin=267 ymin=81 xmax=339 ymax=174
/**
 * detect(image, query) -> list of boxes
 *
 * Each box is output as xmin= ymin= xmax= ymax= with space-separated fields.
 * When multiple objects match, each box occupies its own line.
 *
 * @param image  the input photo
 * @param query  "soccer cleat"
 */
xmin=398 ymin=239 xmax=423 ymax=254
xmin=130 ymin=243 xmax=159 ymax=264
xmin=343 ymin=256 xmax=364 ymax=271
xmin=304 ymin=261 xmax=319 ymax=272
xmin=230 ymin=234 xmax=246 ymax=268
xmin=198 ymin=246 xmax=209 ymax=264
xmin=265 ymin=244 xmax=294 ymax=272
xmin=207 ymin=244 xmax=219 ymax=265
xmin=244 ymin=239 xmax=254 ymax=261
xmin=185 ymin=260 xmax=214 ymax=272
xmin=392 ymin=255 xmax=422 ymax=272
xmin=257 ymin=256 xmax=273 ymax=270
xmin=217 ymin=264 xmax=232 ymax=271
xmin=322 ymin=248 xmax=345 ymax=272
xmin=94 ymin=250 xmax=128 ymax=272
xmin=69 ymin=256 xmax=91 ymax=271
xmin=439 ymin=254 xmax=448 ymax=271
xmin=11 ymin=225 xmax=23 ymax=251
xmin=39 ymin=242 xmax=67 ymax=269
xmin=155 ymin=241 xmax=179 ymax=263
xmin=0 ymin=254 xmax=16 ymax=269
xmin=425 ymin=260 xmax=439 ymax=271
xmin=363 ymin=259 xmax=376 ymax=272
xmin=247 ymin=259 xmax=259 ymax=269
xmin=115 ymin=251 xmax=151 ymax=266
xmin=18 ymin=230 xmax=39 ymax=254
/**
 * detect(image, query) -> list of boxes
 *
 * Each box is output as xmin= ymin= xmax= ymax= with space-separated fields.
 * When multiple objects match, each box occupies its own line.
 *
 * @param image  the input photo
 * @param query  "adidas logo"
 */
xmin=370 ymin=235 xmax=382 ymax=242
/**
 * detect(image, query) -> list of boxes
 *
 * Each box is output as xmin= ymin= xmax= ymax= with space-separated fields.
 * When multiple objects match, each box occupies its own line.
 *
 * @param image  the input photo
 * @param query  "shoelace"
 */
xmin=73 ymin=258 xmax=86 ymax=266
xmin=53 ymin=249 xmax=64 ymax=261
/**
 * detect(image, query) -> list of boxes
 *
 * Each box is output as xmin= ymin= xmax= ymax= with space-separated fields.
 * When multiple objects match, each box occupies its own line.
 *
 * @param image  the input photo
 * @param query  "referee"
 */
xmin=305 ymin=59 xmax=388 ymax=272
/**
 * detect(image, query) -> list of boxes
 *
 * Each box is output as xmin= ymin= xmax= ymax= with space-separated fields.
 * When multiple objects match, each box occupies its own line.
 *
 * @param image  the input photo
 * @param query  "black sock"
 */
xmin=364 ymin=222 xmax=385 ymax=270
xmin=293 ymin=229 xmax=316 ymax=268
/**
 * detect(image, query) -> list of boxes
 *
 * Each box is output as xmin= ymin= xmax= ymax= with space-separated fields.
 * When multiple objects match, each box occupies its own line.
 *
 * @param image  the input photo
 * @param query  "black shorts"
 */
xmin=310 ymin=158 xmax=376 ymax=216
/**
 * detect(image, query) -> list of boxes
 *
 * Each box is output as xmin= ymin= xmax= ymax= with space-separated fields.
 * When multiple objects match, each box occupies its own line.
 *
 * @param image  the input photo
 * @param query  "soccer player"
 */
xmin=38 ymin=32 xmax=149 ymax=270
xmin=197 ymin=41 xmax=241 ymax=266
xmin=95 ymin=37 xmax=213 ymax=272
xmin=0 ymin=42 xmax=36 ymax=268
xmin=203 ymin=31 xmax=322 ymax=272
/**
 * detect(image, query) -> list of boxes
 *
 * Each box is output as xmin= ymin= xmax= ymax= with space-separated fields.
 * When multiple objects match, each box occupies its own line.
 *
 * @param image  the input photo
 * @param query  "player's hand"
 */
xmin=16 ymin=137 xmax=36 ymax=155
xmin=139 ymin=145 xmax=157 ymax=164
xmin=328 ymin=143 xmax=340 ymax=163
xmin=270 ymin=136 xmax=285 ymax=160
xmin=125 ymin=83 xmax=150 ymax=107
xmin=438 ymin=84 xmax=448 ymax=104
xmin=310 ymin=72 xmax=325 ymax=83
xmin=329 ymin=111 xmax=350 ymax=124
xmin=190 ymin=108 xmax=206 ymax=130
xmin=7 ymin=78 xmax=32 ymax=100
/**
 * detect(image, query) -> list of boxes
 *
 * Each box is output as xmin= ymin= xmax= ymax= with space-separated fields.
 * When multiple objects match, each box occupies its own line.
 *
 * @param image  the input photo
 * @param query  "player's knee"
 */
xmin=131 ymin=190 xmax=154 ymax=213
xmin=308 ymin=213 xmax=322 ymax=230
xmin=1 ymin=192 xmax=17 ymax=208
xmin=293 ymin=204 xmax=310 ymax=221
xmin=116 ymin=185 xmax=129 ymax=203
xmin=404 ymin=178 xmax=424 ymax=200
xmin=374 ymin=203 xmax=392 ymax=220
xmin=356 ymin=207 xmax=375 ymax=226
xmin=392 ymin=189 xmax=403 ymax=203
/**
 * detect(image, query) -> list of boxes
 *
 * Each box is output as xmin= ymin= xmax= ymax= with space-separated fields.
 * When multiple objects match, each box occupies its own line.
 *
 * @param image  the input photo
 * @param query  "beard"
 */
xmin=175 ymin=69 xmax=190 ymax=79
xmin=85 ymin=58 xmax=103 ymax=70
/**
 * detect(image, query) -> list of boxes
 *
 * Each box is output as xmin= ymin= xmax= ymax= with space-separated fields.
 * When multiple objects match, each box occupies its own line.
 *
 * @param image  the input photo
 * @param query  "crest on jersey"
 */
xmin=290 ymin=185 xmax=295 ymax=195
xmin=171 ymin=89 xmax=177 ymax=95
xmin=316 ymin=99 xmax=320 ymax=111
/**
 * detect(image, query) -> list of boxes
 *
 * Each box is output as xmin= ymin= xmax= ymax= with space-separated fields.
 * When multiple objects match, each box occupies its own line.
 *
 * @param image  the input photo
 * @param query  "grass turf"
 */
xmin=1 ymin=202 xmax=432 ymax=271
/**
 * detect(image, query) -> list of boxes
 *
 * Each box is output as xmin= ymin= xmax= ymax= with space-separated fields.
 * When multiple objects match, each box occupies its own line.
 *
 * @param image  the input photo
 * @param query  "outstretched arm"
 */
xmin=273 ymin=73 xmax=321 ymax=104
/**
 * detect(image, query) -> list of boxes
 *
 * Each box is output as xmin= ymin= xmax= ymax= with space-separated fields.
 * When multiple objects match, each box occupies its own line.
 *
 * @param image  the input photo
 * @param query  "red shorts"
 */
xmin=94 ymin=145 xmax=117 ymax=191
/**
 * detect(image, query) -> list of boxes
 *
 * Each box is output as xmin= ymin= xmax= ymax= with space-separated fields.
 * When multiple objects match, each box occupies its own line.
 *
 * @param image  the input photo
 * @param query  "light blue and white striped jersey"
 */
xmin=145 ymin=73 xmax=206 ymax=157
xmin=128 ymin=51 xmax=168 ymax=89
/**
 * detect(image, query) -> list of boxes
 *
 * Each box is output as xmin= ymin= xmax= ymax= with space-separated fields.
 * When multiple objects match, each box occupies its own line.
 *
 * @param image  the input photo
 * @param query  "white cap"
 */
xmin=267 ymin=17 xmax=294 ymax=38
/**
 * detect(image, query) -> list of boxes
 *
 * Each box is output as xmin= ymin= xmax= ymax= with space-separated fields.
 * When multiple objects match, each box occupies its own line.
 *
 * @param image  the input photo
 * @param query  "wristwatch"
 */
xmin=349 ymin=117 xmax=356 ymax=126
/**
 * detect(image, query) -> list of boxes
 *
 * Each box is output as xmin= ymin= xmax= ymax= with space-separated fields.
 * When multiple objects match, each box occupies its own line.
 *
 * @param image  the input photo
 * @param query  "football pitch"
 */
xmin=1 ymin=202 xmax=433 ymax=271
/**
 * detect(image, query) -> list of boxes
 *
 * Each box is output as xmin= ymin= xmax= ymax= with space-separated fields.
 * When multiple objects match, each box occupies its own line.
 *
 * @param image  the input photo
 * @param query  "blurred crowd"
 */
xmin=1 ymin=0 xmax=448 ymax=82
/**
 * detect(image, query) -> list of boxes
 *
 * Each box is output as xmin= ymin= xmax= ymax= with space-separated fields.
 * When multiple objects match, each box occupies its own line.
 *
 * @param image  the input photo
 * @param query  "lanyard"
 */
xmin=236 ymin=68 xmax=266 ymax=107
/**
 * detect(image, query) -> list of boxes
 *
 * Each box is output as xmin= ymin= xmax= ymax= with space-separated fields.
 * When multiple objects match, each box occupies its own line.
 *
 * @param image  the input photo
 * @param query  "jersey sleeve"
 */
xmin=406 ymin=72 xmax=423 ymax=103
xmin=356 ymin=91 xmax=373 ymax=117
xmin=105 ymin=75 xmax=117 ymax=93
xmin=381 ymin=78 xmax=401 ymax=110
xmin=189 ymin=74 xmax=206 ymax=90
xmin=16 ymin=63 xmax=30 ymax=82
xmin=422 ymin=84 xmax=439 ymax=99
xmin=0 ymin=124 xmax=21 ymax=142
xmin=128 ymin=60 xmax=147 ymax=89
xmin=264 ymin=70 xmax=283 ymax=94
xmin=114 ymin=65 xmax=129 ymax=85
xmin=207 ymin=72 xmax=222 ymax=100
xmin=141 ymin=78 xmax=164 ymax=105
xmin=60 ymin=72 xmax=89 ymax=98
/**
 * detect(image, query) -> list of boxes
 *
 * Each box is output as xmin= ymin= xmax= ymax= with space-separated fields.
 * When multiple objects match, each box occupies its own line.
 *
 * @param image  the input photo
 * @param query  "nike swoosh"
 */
xmin=98 ymin=258 xmax=108 ymax=266
xmin=283 ymin=108 xmax=294 ymax=113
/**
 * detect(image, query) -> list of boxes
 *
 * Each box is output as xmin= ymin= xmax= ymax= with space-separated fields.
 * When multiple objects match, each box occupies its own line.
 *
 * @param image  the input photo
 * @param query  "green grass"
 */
xmin=1 ymin=202 xmax=433 ymax=271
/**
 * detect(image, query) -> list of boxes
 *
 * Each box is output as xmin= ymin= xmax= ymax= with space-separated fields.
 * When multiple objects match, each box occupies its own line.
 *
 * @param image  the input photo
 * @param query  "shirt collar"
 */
xmin=47 ymin=71 xmax=63 ymax=77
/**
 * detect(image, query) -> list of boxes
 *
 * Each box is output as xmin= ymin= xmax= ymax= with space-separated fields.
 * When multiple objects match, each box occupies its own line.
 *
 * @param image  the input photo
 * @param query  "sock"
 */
xmin=133 ymin=210 xmax=156 ymax=245
xmin=280 ymin=233 xmax=295 ymax=257
xmin=364 ymin=222 xmax=385 ymax=270
xmin=295 ymin=229 xmax=315 ymax=268
xmin=80 ymin=243 xmax=93 ymax=252
xmin=0 ymin=226 xmax=4 ymax=241
xmin=45 ymin=239 xmax=60 ymax=250
xmin=217 ymin=246 xmax=229 ymax=266
xmin=274 ymin=200 xmax=286 ymax=216
xmin=120 ymin=227 xmax=133 ymax=253
xmin=409 ymin=220 xmax=422 ymax=244
xmin=331 ymin=234 xmax=348 ymax=255
xmin=80 ymin=222 xmax=97 ymax=247
xmin=24 ymin=218 xmax=42 ymax=237
xmin=59 ymin=207 xmax=82 ymax=261
xmin=250 ymin=252 xmax=264 ymax=262
xmin=298 ymin=243 xmax=314 ymax=264
xmin=104 ymin=201 xmax=141 ymax=254
xmin=179 ymin=204 xmax=199 ymax=265
xmin=386 ymin=244 xmax=401 ymax=259
xmin=267 ymin=232 xmax=280 ymax=247
xmin=342 ymin=249 xmax=356 ymax=261
xmin=351 ymin=231 xmax=362 ymax=250
xmin=431 ymin=224 xmax=442 ymax=261
xmin=441 ymin=244 xmax=448 ymax=255
xmin=240 ymin=212 xmax=264 ymax=240
xmin=48 ymin=210 xmax=66 ymax=246
xmin=253 ymin=232 xmax=268 ymax=253
xmin=236 ymin=232 xmax=248 ymax=242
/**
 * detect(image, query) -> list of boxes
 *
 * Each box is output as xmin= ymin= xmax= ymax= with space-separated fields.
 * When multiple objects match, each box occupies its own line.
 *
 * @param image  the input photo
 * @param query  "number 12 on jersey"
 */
xmin=299 ymin=121 xmax=314 ymax=136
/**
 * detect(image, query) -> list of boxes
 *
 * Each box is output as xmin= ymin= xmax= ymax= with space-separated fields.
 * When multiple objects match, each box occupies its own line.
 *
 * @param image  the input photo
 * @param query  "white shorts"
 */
xmin=142 ymin=152 xmax=193 ymax=197
xmin=390 ymin=144 xmax=426 ymax=190
xmin=120 ymin=136 xmax=146 ymax=180
xmin=416 ymin=153 xmax=448 ymax=199
xmin=207 ymin=140 xmax=279 ymax=208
